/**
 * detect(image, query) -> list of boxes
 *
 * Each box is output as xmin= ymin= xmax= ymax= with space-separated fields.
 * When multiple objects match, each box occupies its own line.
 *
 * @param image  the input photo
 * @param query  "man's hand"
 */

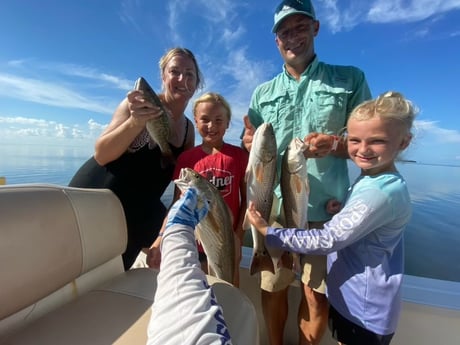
xmin=303 ymin=133 xmax=348 ymax=159
xmin=303 ymin=133 xmax=335 ymax=158
xmin=241 ymin=115 xmax=255 ymax=152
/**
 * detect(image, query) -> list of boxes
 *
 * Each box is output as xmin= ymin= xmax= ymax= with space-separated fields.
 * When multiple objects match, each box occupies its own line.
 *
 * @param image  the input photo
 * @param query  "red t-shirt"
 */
xmin=173 ymin=143 xmax=248 ymax=231
xmin=173 ymin=143 xmax=248 ymax=254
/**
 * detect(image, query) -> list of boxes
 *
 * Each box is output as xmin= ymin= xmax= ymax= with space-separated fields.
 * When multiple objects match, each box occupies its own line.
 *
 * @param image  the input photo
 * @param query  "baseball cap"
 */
xmin=272 ymin=0 xmax=316 ymax=33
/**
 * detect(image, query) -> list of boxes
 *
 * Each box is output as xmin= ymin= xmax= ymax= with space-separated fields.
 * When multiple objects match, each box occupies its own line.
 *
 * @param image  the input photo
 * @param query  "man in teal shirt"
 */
xmin=241 ymin=0 xmax=371 ymax=344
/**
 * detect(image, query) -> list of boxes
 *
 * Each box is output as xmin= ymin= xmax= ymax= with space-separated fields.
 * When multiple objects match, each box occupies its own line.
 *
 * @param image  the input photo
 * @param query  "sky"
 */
xmin=0 ymin=0 xmax=459 ymax=166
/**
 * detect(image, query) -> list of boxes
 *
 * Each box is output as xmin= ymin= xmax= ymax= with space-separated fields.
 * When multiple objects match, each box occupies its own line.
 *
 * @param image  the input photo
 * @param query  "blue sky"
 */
xmin=0 ymin=0 xmax=459 ymax=165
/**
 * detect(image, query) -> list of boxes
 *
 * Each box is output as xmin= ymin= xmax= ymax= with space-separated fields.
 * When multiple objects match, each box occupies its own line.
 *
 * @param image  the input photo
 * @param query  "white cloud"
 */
xmin=414 ymin=120 xmax=460 ymax=143
xmin=0 ymin=116 xmax=106 ymax=142
xmin=0 ymin=73 xmax=117 ymax=114
xmin=367 ymin=0 xmax=460 ymax=23
xmin=402 ymin=120 xmax=460 ymax=165
xmin=316 ymin=0 xmax=460 ymax=32
xmin=47 ymin=63 xmax=133 ymax=90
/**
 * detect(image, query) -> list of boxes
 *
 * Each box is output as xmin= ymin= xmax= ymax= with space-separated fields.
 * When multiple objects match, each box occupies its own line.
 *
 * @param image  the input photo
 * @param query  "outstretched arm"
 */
xmin=147 ymin=188 xmax=232 ymax=345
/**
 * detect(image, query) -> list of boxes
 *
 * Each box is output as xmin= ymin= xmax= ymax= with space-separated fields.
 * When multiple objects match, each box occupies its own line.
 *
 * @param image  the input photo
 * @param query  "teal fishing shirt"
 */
xmin=247 ymin=56 xmax=371 ymax=222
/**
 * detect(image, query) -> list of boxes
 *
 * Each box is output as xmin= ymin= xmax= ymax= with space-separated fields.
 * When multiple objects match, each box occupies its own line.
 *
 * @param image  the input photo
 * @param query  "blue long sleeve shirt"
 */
xmin=265 ymin=172 xmax=412 ymax=335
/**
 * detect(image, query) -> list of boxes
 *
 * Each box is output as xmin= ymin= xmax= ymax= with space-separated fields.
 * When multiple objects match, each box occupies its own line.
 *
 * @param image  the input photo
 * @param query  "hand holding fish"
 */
xmin=126 ymin=90 xmax=169 ymax=127
xmin=174 ymin=168 xmax=236 ymax=284
xmin=149 ymin=188 xmax=207 ymax=270
xmin=241 ymin=115 xmax=255 ymax=151
xmin=247 ymin=201 xmax=269 ymax=236
xmin=304 ymin=132 xmax=338 ymax=158
xmin=166 ymin=187 xmax=209 ymax=230
xmin=326 ymin=198 xmax=342 ymax=215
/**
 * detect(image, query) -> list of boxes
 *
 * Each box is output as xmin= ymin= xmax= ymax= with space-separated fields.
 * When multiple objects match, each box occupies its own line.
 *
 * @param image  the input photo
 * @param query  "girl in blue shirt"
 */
xmin=247 ymin=91 xmax=417 ymax=345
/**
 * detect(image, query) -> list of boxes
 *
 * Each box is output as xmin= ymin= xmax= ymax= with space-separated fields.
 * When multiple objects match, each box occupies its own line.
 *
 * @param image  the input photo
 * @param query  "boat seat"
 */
xmin=0 ymin=184 xmax=258 ymax=345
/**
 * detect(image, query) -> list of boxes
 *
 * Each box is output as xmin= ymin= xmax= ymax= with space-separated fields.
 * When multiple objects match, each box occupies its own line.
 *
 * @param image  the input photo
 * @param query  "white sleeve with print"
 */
xmin=147 ymin=224 xmax=232 ymax=345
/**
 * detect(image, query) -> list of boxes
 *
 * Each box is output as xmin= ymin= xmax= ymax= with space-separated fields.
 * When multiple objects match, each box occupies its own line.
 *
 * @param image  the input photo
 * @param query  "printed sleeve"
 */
xmin=147 ymin=223 xmax=232 ymax=345
xmin=266 ymin=188 xmax=393 ymax=254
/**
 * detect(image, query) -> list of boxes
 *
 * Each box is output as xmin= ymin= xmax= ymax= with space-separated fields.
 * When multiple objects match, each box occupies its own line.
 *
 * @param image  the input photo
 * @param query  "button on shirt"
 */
xmin=247 ymin=56 xmax=371 ymax=221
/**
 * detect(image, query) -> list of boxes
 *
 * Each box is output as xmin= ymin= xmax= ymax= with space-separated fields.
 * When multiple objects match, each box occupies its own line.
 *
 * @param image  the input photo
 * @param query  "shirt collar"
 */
xmin=282 ymin=55 xmax=319 ymax=80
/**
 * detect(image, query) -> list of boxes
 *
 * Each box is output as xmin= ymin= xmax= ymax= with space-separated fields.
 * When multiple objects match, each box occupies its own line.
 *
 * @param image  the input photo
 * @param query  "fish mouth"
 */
xmin=173 ymin=168 xmax=191 ymax=191
xmin=173 ymin=168 xmax=211 ymax=213
xmin=294 ymin=137 xmax=307 ymax=151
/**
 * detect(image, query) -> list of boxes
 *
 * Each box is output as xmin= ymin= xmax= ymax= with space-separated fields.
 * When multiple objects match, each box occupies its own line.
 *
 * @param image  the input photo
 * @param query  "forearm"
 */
xmin=147 ymin=224 xmax=232 ymax=345
xmin=94 ymin=123 xmax=143 ymax=165
xmin=265 ymin=226 xmax=333 ymax=255
xmin=94 ymin=102 xmax=145 ymax=165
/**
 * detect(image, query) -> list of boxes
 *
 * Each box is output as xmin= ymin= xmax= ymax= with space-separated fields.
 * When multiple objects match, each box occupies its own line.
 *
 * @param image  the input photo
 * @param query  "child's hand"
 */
xmin=326 ymin=198 xmax=342 ymax=215
xmin=246 ymin=201 xmax=268 ymax=235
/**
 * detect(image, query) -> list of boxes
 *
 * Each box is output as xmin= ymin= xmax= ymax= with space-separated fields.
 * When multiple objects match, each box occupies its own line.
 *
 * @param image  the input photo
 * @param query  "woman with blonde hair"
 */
xmin=70 ymin=47 xmax=204 ymax=270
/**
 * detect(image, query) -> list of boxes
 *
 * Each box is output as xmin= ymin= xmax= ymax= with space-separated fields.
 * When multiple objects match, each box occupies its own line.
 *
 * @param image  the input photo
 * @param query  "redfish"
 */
xmin=174 ymin=168 xmax=235 ymax=284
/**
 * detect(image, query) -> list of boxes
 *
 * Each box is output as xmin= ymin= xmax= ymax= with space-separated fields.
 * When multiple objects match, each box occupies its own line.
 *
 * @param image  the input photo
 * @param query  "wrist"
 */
xmin=330 ymin=135 xmax=340 ymax=152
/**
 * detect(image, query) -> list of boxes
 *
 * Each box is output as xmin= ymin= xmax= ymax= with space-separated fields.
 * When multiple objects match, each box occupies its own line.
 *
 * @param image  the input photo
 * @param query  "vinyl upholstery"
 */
xmin=0 ymin=184 xmax=258 ymax=345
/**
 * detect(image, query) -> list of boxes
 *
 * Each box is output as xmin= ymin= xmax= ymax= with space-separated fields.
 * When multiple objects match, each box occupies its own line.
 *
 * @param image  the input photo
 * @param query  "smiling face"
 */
xmin=194 ymin=101 xmax=230 ymax=149
xmin=275 ymin=14 xmax=319 ymax=74
xmin=162 ymin=54 xmax=198 ymax=103
xmin=347 ymin=116 xmax=411 ymax=176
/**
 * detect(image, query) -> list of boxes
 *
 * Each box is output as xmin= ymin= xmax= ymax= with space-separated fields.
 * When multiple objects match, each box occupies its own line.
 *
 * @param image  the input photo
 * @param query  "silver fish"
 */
xmin=245 ymin=122 xmax=278 ymax=275
xmin=134 ymin=77 xmax=174 ymax=168
xmin=280 ymin=137 xmax=309 ymax=272
xmin=174 ymin=167 xmax=235 ymax=284
xmin=281 ymin=137 xmax=309 ymax=230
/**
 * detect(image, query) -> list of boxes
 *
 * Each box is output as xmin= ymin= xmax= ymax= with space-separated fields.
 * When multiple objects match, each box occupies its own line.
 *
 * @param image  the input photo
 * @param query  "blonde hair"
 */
xmin=349 ymin=91 xmax=417 ymax=135
xmin=193 ymin=92 xmax=232 ymax=121
xmin=159 ymin=47 xmax=204 ymax=90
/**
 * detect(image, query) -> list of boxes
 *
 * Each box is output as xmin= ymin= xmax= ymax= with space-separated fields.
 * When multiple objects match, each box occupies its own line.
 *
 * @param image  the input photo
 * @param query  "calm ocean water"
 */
xmin=1 ymin=143 xmax=459 ymax=283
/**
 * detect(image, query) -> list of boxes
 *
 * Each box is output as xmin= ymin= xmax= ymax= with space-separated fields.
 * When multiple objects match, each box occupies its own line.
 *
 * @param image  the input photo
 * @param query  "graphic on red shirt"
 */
xmin=202 ymin=168 xmax=234 ymax=198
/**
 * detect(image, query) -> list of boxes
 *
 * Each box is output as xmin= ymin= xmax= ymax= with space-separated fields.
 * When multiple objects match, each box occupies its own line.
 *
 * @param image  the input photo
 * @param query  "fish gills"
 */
xmin=245 ymin=123 xmax=277 ymax=275
xmin=134 ymin=77 xmax=174 ymax=168
xmin=174 ymin=167 xmax=235 ymax=284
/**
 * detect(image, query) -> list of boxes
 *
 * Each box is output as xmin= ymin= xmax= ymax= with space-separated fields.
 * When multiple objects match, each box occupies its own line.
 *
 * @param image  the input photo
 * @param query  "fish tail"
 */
xmin=278 ymin=251 xmax=296 ymax=272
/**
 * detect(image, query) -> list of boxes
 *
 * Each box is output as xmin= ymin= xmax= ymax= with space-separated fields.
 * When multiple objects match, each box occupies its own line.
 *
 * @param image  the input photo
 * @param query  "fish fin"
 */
xmin=250 ymin=252 xmax=275 ymax=275
xmin=278 ymin=251 xmax=294 ymax=271
xmin=242 ymin=209 xmax=251 ymax=232
xmin=255 ymin=163 xmax=264 ymax=183
xmin=208 ymin=264 xmax=216 ymax=278
xmin=294 ymin=175 xmax=303 ymax=194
